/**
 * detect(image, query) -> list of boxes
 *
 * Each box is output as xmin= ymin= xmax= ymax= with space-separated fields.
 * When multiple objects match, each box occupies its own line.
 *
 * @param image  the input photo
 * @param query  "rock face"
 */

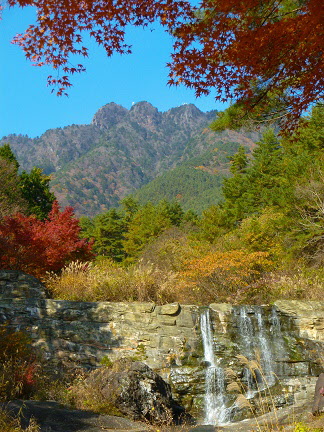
xmin=92 ymin=102 xmax=128 ymax=129
xmin=0 ymin=270 xmax=323 ymax=424
xmin=0 ymin=270 xmax=48 ymax=299
xmin=312 ymin=373 xmax=324 ymax=415
xmin=80 ymin=359 xmax=189 ymax=424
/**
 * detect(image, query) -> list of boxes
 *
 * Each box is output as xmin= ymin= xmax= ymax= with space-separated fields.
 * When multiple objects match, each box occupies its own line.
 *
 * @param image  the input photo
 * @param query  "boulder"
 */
xmin=312 ymin=373 xmax=324 ymax=415
xmin=159 ymin=303 xmax=180 ymax=316
xmin=79 ymin=359 xmax=191 ymax=425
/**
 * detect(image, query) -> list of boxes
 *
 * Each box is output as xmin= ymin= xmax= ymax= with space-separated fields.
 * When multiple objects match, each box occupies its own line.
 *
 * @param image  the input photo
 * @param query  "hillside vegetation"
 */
xmin=0 ymin=104 xmax=323 ymax=306
xmin=1 ymin=102 xmax=258 ymax=217
xmin=47 ymin=105 xmax=324 ymax=305
xmin=132 ymin=141 xmax=242 ymax=213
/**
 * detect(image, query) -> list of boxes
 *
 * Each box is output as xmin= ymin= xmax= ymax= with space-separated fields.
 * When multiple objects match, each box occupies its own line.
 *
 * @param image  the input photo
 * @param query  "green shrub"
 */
xmin=100 ymin=356 xmax=113 ymax=368
xmin=293 ymin=422 xmax=323 ymax=432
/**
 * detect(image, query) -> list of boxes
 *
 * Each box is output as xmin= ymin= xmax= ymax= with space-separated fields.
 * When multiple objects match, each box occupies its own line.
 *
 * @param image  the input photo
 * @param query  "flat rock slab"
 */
xmin=2 ymin=398 xmax=324 ymax=432
xmin=1 ymin=400 xmax=149 ymax=432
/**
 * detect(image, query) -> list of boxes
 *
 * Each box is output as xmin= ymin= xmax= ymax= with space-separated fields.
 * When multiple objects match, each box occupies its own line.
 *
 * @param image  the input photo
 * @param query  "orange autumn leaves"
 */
xmin=182 ymin=249 xmax=273 ymax=301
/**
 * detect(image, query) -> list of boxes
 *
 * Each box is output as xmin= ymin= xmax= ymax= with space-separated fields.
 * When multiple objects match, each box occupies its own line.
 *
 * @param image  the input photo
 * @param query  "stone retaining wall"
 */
xmin=0 ymin=270 xmax=323 ymax=418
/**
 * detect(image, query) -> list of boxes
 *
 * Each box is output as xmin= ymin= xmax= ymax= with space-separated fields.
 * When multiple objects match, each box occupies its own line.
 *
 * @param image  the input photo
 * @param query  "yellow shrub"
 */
xmin=44 ymin=259 xmax=179 ymax=304
xmin=181 ymin=250 xmax=273 ymax=303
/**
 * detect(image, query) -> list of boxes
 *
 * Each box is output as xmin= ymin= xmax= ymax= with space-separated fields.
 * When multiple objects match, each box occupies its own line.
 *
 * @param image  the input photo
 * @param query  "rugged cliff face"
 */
xmin=0 ymin=270 xmax=323 ymax=424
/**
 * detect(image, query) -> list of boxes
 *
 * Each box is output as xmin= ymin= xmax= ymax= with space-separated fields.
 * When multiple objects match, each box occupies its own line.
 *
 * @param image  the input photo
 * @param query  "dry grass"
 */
xmin=224 ymin=355 xmax=324 ymax=432
xmin=0 ymin=358 xmax=24 ymax=401
xmin=265 ymin=267 xmax=324 ymax=301
xmin=44 ymin=259 xmax=180 ymax=304
xmin=225 ymin=355 xmax=287 ymax=432
xmin=249 ymin=265 xmax=324 ymax=304
xmin=43 ymin=257 xmax=324 ymax=305
xmin=68 ymin=369 xmax=123 ymax=416
xmin=0 ymin=409 xmax=39 ymax=432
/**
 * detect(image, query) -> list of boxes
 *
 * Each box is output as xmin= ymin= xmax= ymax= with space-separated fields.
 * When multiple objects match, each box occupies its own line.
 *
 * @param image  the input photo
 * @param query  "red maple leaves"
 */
xmin=0 ymin=201 xmax=93 ymax=277
xmin=6 ymin=0 xmax=324 ymax=124
xmin=168 ymin=0 xmax=324 ymax=128
xmin=9 ymin=0 xmax=193 ymax=95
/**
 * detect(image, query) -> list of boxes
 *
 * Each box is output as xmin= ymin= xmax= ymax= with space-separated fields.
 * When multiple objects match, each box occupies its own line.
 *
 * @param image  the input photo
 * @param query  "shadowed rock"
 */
xmin=312 ymin=373 xmax=324 ymax=415
xmin=1 ymin=400 xmax=149 ymax=432
xmin=80 ymin=359 xmax=192 ymax=425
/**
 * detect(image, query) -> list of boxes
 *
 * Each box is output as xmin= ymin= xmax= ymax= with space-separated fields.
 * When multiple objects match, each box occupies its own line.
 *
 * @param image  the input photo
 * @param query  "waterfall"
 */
xmin=256 ymin=308 xmax=276 ymax=387
xmin=199 ymin=306 xmax=287 ymax=425
xmin=236 ymin=306 xmax=257 ymax=397
xmin=235 ymin=306 xmax=281 ymax=394
xmin=236 ymin=306 xmax=255 ymax=355
xmin=200 ymin=309 xmax=230 ymax=425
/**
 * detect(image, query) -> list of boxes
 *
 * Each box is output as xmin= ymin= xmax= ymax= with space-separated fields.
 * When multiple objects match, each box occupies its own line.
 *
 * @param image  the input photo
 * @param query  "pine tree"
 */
xmin=20 ymin=167 xmax=55 ymax=220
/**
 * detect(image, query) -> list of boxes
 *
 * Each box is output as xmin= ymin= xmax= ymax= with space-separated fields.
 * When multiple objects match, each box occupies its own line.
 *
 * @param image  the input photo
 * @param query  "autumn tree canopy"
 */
xmin=170 ymin=0 xmax=324 ymax=128
xmin=6 ymin=0 xmax=323 ymax=128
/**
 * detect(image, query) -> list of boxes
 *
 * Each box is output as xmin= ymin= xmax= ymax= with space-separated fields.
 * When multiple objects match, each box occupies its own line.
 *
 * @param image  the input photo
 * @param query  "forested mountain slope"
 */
xmin=132 ymin=141 xmax=248 ymax=213
xmin=1 ymin=102 xmax=259 ymax=216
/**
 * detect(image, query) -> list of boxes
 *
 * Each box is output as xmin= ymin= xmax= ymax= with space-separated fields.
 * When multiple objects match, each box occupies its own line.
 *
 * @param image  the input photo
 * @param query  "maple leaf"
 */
xmin=7 ymin=0 xmax=323 ymax=129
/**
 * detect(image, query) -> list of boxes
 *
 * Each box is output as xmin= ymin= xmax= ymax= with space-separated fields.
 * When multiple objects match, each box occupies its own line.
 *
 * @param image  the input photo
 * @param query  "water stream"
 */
xmin=235 ymin=306 xmax=259 ymax=397
xmin=200 ymin=309 xmax=230 ymax=425
xmin=256 ymin=307 xmax=276 ymax=387
xmin=200 ymin=306 xmax=287 ymax=424
xmin=234 ymin=306 xmax=282 ymax=392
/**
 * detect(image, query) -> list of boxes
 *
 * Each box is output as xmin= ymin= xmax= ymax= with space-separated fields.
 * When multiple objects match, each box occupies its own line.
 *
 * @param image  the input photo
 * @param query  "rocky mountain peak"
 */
xmin=92 ymin=102 xmax=128 ymax=129
xmin=129 ymin=101 xmax=158 ymax=114
xmin=128 ymin=101 xmax=162 ymax=132
xmin=1 ymin=101 xmax=258 ymax=217
xmin=163 ymin=104 xmax=208 ymax=128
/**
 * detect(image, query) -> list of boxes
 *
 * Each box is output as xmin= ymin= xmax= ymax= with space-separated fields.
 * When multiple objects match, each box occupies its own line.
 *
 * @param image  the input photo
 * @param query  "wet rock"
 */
xmin=188 ymin=426 xmax=217 ymax=432
xmin=0 ymin=271 xmax=324 ymax=424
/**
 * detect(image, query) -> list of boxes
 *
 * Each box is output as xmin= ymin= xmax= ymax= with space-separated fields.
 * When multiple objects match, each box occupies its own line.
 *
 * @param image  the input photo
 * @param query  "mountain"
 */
xmin=1 ymin=102 xmax=259 ymax=217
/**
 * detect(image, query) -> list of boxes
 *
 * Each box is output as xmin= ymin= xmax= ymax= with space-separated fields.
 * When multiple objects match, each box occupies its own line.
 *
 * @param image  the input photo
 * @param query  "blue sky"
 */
xmin=1 ymin=5 xmax=227 ymax=139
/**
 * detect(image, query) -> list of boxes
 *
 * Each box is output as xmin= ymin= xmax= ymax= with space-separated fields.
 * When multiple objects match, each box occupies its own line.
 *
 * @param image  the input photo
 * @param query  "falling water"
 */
xmin=235 ymin=306 xmax=282 ymax=394
xmin=237 ymin=306 xmax=254 ymax=353
xmin=256 ymin=308 xmax=276 ymax=387
xmin=236 ymin=306 xmax=257 ymax=397
xmin=199 ymin=306 xmax=287 ymax=424
xmin=200 ymin=309 xmax=230 ymax=425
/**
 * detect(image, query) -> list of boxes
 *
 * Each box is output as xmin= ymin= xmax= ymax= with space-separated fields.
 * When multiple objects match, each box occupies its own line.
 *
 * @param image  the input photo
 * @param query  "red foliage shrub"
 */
xmin=0 ymin=201 xmax=94 ymax=277
xmin=0 ymin=325 xmax=38 ymax=399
